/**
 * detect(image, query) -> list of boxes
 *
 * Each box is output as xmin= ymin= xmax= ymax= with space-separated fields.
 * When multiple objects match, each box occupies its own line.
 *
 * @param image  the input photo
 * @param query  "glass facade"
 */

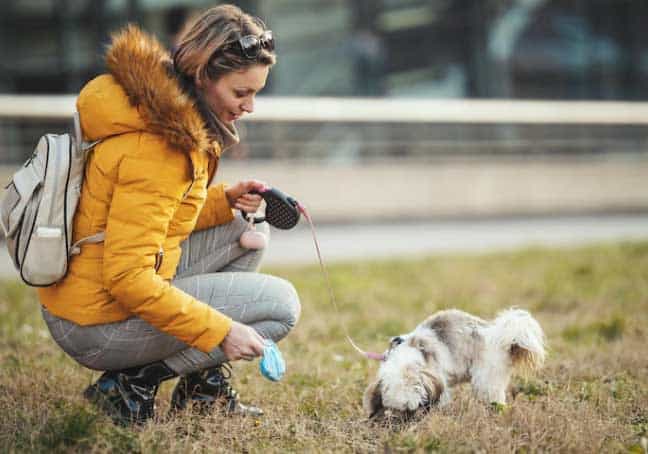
xmin=1 ymin=0 xmax=646 ymax=100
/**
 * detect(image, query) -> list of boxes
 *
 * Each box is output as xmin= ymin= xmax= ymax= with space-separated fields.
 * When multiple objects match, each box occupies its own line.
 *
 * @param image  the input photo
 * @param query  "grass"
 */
xmin=1 ymin=241 xmax=648 ymax=453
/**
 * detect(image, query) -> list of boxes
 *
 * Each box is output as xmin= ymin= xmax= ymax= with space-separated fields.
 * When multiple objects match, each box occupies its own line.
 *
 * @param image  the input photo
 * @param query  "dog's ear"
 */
xmin=363 ymin=380 xmax=384 ymax=419
xmin=409 ymin=336 xmax=437 ymax=363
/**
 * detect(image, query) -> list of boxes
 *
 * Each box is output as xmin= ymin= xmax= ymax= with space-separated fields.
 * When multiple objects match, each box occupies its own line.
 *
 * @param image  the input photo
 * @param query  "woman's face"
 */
xmin=199 ymin=64 xmax=270 ymax=124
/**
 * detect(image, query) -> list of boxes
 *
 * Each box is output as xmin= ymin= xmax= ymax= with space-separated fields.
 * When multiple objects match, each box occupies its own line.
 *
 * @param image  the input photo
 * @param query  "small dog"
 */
xmin=363 ymin=308 xmax=545 ymax=418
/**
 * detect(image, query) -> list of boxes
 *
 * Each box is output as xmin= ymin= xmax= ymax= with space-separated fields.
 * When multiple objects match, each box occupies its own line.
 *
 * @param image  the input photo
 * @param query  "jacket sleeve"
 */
xmin=102 ymin=152 xmax=232 ymax=353
xmin=194 ymin=183 xmax=235 ymax=231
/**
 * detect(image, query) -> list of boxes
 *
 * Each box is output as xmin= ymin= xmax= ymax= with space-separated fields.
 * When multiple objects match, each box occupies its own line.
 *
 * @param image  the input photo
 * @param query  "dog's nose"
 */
xmin=390 ymin=336 xmax=404 ymax=347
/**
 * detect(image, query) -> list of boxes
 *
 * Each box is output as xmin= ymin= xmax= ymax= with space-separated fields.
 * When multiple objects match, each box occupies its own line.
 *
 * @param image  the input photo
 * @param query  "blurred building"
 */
xmin=0 ymin=1 xmax=647 ymax=220
xmin=1 ymin=0 xmax=647 ymax=100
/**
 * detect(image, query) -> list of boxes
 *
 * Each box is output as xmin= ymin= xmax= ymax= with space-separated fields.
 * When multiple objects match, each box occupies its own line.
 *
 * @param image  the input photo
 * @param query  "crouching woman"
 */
xmin=37 ymin=4 xmax=300 ymax=425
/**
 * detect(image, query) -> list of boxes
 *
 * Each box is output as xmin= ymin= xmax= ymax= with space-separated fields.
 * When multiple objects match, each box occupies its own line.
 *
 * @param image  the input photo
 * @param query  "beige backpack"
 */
xmin=0 ymin=113 xmax=104 ymax=286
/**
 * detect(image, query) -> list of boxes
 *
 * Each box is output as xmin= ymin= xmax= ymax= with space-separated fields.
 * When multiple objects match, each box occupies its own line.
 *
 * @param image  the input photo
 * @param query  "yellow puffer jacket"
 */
xmin=38 ymin=26 xmax=236 ymax=353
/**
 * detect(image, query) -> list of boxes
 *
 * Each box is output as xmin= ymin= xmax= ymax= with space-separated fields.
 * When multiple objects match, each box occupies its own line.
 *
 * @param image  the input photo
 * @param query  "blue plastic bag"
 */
xmin=259 ymin=340 xmax=285 ymax=381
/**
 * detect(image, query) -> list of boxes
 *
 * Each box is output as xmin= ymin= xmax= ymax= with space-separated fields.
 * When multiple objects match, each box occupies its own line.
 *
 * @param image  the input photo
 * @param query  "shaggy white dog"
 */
xmin=363 ymin=308 xmax=546 ymax=418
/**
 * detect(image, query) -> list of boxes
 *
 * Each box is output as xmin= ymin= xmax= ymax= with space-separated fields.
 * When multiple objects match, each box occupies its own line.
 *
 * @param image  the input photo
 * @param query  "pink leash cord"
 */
xmin=296 ymin=202 xmax=385 ymax=362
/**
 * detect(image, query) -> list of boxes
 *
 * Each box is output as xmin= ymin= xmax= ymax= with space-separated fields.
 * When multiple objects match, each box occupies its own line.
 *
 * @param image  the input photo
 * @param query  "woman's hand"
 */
xmin=220 ymin=321 xmax=266 ymax=361
xmin=225 ymin=180 xmax=267 ymax=213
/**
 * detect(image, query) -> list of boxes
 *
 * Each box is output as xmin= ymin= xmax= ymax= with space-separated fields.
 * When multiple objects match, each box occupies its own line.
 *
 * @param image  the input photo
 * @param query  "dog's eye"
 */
xmin=390 ymin=336 xmax=404 ymax=347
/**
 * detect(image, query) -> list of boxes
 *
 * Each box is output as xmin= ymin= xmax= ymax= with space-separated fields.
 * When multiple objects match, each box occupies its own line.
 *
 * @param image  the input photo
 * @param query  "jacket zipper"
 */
xmin=181 ymin=157 xmax=197 ymax=201
xmin=154 ymin=155 xmax=197 ymax=273
xmin=154 ymin=247 xmax=164 ymax=272
xmin=181 ymin=180 xmax=194 ymax=201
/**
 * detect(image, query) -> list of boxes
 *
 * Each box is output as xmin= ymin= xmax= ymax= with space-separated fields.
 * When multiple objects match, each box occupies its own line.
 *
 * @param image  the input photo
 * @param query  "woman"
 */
xmin=37 ymin=5 xmax=300 ymax=425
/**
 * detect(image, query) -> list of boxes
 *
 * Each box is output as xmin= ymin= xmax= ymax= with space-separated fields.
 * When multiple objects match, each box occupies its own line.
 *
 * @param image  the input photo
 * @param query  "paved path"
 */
xmin=264 ymin=214 xmax=648 ymax=265
xmin=3 ymin=214 xmax=646 ymax=279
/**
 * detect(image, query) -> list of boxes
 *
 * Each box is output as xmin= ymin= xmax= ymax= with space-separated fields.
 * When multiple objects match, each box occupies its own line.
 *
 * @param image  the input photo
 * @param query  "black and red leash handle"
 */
xmin=240 ymin=187 xmax=301 ymax=230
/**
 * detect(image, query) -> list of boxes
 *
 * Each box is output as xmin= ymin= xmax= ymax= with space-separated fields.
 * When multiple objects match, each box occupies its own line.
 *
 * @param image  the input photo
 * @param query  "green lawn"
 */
xmin=1 ymin=242 xmax=647 ymax=453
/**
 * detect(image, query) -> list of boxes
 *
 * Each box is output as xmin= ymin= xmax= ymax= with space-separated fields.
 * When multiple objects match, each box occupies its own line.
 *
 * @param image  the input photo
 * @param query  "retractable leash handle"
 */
xmin=240 ymin=187 xmax=301 ymax=230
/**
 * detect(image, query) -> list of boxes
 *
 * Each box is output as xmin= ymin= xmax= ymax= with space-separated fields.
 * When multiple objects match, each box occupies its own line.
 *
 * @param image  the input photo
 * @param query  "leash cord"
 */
xmin=297 ymin=203 xmax=384 ymax=361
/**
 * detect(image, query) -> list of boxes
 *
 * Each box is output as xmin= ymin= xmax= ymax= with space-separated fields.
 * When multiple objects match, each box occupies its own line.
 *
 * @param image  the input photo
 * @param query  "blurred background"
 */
xmin=1 ymin=0 xmax=647 ymax=264
xmin=2 ymin=0 xmax=648 ymax=98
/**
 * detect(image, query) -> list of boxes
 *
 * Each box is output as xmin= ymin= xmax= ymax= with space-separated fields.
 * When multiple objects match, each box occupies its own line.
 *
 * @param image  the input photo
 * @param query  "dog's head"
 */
xmin=363 ymin=332 xmax=445 ymax=419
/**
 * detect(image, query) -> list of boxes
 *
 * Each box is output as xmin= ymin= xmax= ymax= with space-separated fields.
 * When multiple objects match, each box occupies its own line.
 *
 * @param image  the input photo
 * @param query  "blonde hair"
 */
xmin=173 ymin=4 xmax=276 ymax=83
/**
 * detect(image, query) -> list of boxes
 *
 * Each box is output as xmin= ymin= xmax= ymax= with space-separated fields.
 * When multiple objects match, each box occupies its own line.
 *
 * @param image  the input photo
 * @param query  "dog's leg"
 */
xmin=470 ymin=349 xmax=511 ymax=404
xmin=471 ymin=375 xmax=509 ymax=404
xmin=438 ymin=387 xmax=452 ymax=407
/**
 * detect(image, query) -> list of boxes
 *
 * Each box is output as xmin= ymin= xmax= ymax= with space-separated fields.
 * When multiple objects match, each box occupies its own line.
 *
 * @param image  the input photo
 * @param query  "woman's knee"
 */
xmin=283 ymin=279 xmax=301 ymax=328
xmin=266 ymin=275 xmax=301 ymax=328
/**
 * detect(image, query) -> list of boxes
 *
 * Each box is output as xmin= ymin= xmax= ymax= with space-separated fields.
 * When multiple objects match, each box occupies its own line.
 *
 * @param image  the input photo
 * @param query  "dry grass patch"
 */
xmin=1 ymin=241 xmax=647 ymax=452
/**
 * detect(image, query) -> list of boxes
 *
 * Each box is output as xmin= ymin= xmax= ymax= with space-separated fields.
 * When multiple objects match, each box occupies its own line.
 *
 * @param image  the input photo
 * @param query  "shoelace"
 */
xmin=205 ymin=364 xmax=238 ymax=402
xmin=219 ymin=362 xmax=233 ymax=379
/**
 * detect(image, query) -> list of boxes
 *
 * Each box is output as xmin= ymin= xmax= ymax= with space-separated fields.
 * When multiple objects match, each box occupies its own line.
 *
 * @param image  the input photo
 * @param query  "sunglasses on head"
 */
xmin=226 ymin=30 xmax=275 ymax=59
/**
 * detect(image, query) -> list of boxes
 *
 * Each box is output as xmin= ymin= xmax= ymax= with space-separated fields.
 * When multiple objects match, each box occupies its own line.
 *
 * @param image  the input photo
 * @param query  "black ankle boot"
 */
xmin=170 ymin=363 xmax=263 ymax=417
xmin=84 ymin=361 xmax=177 ymax=425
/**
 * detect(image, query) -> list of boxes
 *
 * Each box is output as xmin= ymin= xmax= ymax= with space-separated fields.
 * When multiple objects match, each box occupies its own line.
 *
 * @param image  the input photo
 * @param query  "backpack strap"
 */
xmin=69 ymin=111 xmax=105 ymax=256
xmin=81 ymin=139 xmax=102 ymax=152
xmin=71 ymin=231 xmax=105 ymax=255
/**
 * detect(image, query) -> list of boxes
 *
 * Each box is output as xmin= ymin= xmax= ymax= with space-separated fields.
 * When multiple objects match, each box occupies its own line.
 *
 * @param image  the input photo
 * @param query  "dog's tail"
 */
xmin=490 ymin=308 xmax=546 ymax=371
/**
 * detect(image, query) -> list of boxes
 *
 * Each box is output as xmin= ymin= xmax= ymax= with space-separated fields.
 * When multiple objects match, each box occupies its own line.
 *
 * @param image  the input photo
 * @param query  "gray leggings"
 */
xmin=42 ymin=217 xmax=301 ymax=375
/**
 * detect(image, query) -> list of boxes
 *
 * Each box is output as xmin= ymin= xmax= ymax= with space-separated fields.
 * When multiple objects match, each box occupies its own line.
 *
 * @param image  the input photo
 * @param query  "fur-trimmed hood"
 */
xmin=76 ymin=25 xmax=216 ymax=156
